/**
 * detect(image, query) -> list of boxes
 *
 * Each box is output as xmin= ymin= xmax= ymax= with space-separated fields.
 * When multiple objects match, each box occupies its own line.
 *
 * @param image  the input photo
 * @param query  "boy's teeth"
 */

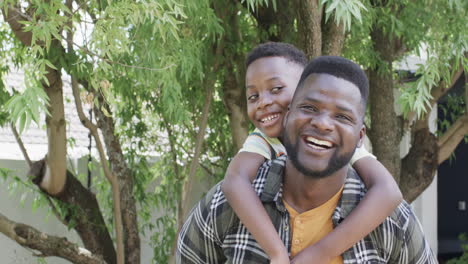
xmin=261 ymin=114 xmax=279 ymax=123
xmin=305 ymin=136 xmax=332 ymax=147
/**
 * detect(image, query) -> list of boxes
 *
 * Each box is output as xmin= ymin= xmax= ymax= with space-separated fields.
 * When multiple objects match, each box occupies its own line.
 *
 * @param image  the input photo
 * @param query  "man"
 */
xmin=177 ymin=56 xmax=436 ymax=263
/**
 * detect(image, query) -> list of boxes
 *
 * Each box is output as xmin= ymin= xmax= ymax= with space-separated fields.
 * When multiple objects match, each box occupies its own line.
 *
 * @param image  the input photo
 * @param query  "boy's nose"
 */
xmin=257 ymin=95 xmax=273 ymax=109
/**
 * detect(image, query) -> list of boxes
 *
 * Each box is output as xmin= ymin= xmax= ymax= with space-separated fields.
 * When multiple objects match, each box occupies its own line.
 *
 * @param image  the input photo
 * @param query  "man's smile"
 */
xmin=304 ymin=136 xmax=334 ymax=150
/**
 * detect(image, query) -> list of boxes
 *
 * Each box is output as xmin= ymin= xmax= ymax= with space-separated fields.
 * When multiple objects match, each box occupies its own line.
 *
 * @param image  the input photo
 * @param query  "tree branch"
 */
xmin=2 ymin=5 xmax=33 ymax=46
xmin=70 ymin=76 xmax=124 ymax=264
xmin=0 ymin=213 xmax=105 ymax=264
xmin=438 ymin=113 xmax=468 ymax=164
xmin=10 ymin=124 xmax=32 ymax=167
xmin=181 ymin=40 xmax=224 ymax=219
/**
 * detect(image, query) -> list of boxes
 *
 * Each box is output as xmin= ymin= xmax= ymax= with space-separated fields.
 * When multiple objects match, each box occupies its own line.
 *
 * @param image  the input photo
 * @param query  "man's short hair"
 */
xmin=246 ymin=42 xmax=308 ymax=68
xmin=296 ymin=56 xmax=369 ymax=105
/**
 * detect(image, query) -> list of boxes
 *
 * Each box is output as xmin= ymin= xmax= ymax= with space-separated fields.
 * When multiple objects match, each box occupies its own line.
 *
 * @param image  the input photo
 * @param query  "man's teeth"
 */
xmin=261 ymin=114 xmax=279 ymax=123
xmin=306 ymin=137 xmax=332 ymax=148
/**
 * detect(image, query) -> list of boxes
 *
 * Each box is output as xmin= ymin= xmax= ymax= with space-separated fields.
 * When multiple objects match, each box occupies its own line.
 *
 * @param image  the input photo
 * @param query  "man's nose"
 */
xmin=311 ymin=114 xmax=333 ymax=132
xmin=257 ymin=94 xmax=273 ymax=109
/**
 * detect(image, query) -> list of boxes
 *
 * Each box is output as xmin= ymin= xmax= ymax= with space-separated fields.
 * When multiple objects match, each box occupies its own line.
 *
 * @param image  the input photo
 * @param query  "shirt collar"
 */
xmin=258 ymin=156 xmax=366 ymax=220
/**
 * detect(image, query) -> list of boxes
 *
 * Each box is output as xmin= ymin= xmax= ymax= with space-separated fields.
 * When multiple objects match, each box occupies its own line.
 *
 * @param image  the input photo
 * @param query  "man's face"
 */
xmin=246 ymin=57 xmax=303 ymax=138
xmin=283 ymin=73 xmax=365 ymax=178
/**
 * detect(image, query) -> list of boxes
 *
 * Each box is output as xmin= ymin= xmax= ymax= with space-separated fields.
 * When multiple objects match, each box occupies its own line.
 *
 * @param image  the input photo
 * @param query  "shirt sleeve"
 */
xmin=395 ymin=205 xmax=438 ymax=264
xmin=176 ymin=190 xmax=225 ymax=263
xmin=238 ymin=133 xmax=272 ymax=160
xmin=350 ymin=145 xmax=376 ymax=165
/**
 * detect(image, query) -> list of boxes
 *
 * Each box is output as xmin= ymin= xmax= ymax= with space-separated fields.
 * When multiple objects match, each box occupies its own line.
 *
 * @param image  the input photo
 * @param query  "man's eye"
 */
xmin=336 ymin=114 xmax=352 ymax=122
xmin=248 ymin=94 xmax=258 ymax=101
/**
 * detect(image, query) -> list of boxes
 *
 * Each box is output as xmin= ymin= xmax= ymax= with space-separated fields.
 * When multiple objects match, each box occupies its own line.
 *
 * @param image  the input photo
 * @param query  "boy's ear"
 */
xmin=357 ymin=124 xmax=366 ymax=148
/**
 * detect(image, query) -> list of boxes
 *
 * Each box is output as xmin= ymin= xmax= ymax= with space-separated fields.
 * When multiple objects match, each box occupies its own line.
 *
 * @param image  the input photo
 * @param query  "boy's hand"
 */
xmin=270 ymin=254 xmax=290 ymax=264
xmin=290 ymin=244 xmax=332 ymax=264
xmin=269 ymin=249 xmax=290 ymax=264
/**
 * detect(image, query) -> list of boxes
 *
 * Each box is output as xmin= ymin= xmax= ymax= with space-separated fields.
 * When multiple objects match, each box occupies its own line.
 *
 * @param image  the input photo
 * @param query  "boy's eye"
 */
xmin=271 ymin=86 xmax=283 ymax=93
xmin=247 ymin=94 xmax=258 ymax=101
xmin=300 ymin=105 xmax=318 ymax=112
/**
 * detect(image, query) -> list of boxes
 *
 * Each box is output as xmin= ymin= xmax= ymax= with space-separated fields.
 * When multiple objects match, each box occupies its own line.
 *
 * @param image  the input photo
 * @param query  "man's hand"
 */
xmin=290 ymin=244 xmax=332 ymax=264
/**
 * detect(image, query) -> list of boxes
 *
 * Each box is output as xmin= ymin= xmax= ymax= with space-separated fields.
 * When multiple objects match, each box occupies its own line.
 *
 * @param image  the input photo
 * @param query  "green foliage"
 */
xmin=447 ymin=234 xmax=468 ymax=264
xmin=36 ymin=257 xmax=47 ymax=264
xmin=243 ymin=0 xmax=276 ymax=12
xmin=320 ymin=0 xmax=367 ymax=32
xmin=396 ymin=0 xmax=467 ymax=117
xmin=4 ymin=76 xmax=49 ymax=133
xmin=1 ymin=0 xmax=467 ymax=262
xmin=438 ymin=95 xmax=466 ymax=135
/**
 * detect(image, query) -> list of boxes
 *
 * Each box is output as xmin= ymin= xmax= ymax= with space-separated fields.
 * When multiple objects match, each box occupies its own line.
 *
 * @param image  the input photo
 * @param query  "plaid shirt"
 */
xmin=176 ymin=156 xmax=437 ymax=263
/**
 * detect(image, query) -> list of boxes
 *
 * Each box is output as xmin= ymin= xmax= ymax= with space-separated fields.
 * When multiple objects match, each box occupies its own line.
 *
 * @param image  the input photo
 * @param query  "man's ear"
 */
xmin=357 ymin=124 xmax=366 ymax=148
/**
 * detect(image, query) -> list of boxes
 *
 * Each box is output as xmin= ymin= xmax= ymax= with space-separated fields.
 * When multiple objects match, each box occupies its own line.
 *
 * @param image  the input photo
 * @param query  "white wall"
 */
xmin=412 ymin=174 xmax=438 ymax=255
xmin=0 ymin=159 xmax=81 ymax=264
xmin=406 ymin=106 xmax=439 ymax=255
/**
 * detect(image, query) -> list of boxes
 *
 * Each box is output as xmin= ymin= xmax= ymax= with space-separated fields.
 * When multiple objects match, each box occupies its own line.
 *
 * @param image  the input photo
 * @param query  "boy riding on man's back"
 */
xmin=221 ymin=42 xmax=403 ymax=263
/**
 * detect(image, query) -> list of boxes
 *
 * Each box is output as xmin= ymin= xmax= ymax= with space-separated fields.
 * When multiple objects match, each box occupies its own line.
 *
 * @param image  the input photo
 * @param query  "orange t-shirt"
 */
xmin=284 ymin=187 xmax=344 ymax=263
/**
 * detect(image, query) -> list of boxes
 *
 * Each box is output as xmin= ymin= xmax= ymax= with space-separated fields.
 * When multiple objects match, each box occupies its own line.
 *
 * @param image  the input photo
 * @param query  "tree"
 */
xmin=0 ymin=0 xmax=223 ymax=263
xmin=0 ymin=0 xmax=466 ymax=263
xmin=234 ymin=0 xmax=467 ymax=202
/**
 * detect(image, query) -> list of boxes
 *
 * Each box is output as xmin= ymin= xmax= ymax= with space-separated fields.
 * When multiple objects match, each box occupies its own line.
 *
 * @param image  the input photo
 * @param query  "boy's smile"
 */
xmin=245 ymin=56 xmax=303 ymax=138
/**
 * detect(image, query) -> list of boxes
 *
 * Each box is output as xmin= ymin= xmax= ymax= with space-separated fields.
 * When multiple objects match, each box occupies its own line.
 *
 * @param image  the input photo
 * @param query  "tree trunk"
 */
xmin=368 ymin=28 xmax=402 ymax=182
xmin=295 ymin=0 xmax=323 ymax=58
xmin=219 ymin=4 xmax=249 ymax=151
xmin=400 ymin=128 xmax=438 ymax=202
xmin=28 ymin=160 xmax=117 ymax=263
xmin=250 ymin=0 xmax=297 ymax=44
xmin=223 ymin=61 xmax=249 ymax=151
xmin=93 ymin=93 xmax=140 ymax=264
xmin=322 ymin=17 xmax=345 ymax=56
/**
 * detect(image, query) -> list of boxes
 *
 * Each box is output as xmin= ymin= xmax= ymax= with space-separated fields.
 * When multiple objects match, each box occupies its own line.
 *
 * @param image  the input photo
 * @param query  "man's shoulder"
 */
xmin=194 ymin=157 xmax=280 ymax=223
xmin=345 ymin=168 xmax=418 ymax=227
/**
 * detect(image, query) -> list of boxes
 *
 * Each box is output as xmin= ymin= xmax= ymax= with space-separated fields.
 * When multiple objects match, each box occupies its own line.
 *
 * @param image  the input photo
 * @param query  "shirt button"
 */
xmin=283 ymin=225 xmax=289 ymax=231
xmin=294 ymin=239 xmax=300 ymax=244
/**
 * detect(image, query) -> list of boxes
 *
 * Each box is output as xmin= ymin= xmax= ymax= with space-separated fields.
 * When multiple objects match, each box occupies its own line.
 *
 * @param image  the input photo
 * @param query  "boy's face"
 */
xmin=245 ymin=57 xmax=303 ymax=138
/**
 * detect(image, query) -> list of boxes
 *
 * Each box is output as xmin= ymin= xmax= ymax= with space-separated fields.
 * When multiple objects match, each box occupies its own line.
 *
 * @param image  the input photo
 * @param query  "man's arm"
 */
xmin=395 ymin=203 xmax=438 ymax=264
xmin=176 ymin=188 xmax=225 ymax=264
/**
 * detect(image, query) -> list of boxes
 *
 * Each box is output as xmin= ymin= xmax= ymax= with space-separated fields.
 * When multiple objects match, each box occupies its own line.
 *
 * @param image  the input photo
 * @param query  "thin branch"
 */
xmin=0 ymin=213 xmax=105 ymax=264
xmin=73 ymin=42 xmax=176 ymax=71
xmin=67 ymin=29 xmax=124 ymax=263
xmin=438 ymin=113 xmax=468 ymax=164
xmin=10 ymin=124 xmax=32 ymax=167
xmin=181 ymin=40 xmax=224 ymax=219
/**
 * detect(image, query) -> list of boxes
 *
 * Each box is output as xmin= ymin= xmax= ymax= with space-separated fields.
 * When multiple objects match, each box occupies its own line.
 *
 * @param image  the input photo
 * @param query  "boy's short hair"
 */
xmin=296 ymin=56 xmax=369 ymax=105
xmin=246 ymin=42 xmax=308 ymax=68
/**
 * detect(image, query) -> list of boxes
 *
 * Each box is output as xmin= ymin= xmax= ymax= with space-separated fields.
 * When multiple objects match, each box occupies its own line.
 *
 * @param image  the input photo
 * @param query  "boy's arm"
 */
xmin=292 ymin=156 xmax=403 ymax=263
xmin=221 ymin=152 xmax=289 ymax=263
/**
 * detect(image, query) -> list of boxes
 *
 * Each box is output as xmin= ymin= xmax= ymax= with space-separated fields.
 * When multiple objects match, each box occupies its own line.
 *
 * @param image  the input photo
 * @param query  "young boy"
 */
xmin=221 ymin=42 xmax=403 ymax=263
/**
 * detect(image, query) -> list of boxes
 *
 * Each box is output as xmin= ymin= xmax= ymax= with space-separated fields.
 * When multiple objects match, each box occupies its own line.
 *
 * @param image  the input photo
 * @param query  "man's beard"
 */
xmin=284 ymin=130 xmax=356 ymax=179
